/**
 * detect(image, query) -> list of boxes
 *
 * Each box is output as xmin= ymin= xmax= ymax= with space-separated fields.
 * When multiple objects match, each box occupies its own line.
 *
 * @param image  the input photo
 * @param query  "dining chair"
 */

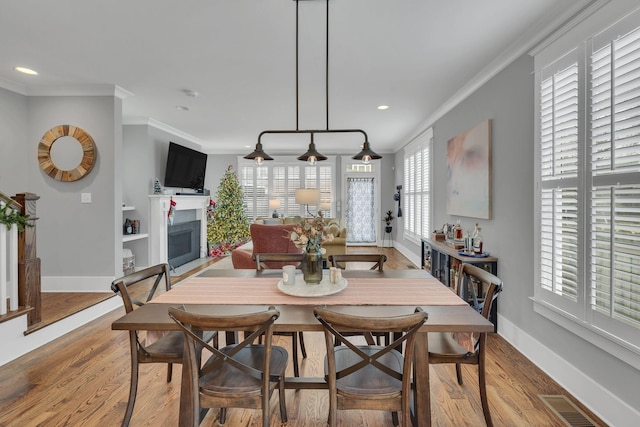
xmin=328 ymin=253 xmax=387 ymax=271
xmin=314 ymin=306 xmax=428 ymax=427
xmin=253 ymin=252 xmax=307 ymax=377
xmin=328 ymin=253 xmax=390 ymax=345
xmin=110 ymin=263 xmax=217 ymax=427
xmin=169 ymin=305 xmax=288 ymax=427
xmin=428 ymin=263 xmax=503 ymax=427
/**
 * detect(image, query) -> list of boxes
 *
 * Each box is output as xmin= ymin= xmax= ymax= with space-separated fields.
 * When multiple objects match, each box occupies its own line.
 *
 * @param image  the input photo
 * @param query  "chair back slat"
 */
xmin=254 ymin=253 xmax=304 ymax=271
xmin=328 ymin=254 xmax=387 ymax=271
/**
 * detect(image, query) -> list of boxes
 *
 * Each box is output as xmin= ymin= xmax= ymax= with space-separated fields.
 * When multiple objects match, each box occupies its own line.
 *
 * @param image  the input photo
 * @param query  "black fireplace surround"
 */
xmin=167 ymin=220 xmax=200 ymax=268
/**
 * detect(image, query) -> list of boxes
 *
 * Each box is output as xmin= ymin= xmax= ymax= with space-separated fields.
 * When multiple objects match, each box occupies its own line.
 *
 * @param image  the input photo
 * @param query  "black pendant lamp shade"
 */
xmin=297 ymin=135 xmax=327 ymax=165
xmin=352 ymin=141 xmax=382 ymax=164
xmin=244 ymin=141 xmax=273 ymax=165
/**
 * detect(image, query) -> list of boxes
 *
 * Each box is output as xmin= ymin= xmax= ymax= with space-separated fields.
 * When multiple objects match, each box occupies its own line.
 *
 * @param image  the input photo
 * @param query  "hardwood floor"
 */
xmin=0 ymin=248 xmax=606 ymax=426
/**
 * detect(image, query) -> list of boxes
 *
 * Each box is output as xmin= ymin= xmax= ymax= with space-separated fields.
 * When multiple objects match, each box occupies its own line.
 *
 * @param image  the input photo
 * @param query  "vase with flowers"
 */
xmin=289 ymin=212 xmax=334 ymax=283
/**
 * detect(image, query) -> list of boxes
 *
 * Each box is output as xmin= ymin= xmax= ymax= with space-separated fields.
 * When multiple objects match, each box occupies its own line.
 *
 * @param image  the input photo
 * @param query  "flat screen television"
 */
xmin=163 ymin=142 xmax=208 ymax=190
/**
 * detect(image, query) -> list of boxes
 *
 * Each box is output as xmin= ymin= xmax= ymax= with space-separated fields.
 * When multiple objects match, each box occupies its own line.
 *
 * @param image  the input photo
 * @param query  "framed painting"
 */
xmin=446 ymin=119 xmax=492 ymax=219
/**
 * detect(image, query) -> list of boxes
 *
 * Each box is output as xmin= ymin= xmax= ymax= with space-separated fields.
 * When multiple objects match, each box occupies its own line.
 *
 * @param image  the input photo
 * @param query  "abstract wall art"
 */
xmin=446 ymin=119 xmax=492 ymax=219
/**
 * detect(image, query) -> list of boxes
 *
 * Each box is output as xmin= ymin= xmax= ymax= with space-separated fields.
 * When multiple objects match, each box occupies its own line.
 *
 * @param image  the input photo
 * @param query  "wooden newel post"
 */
xmin=13 ymin=193 xmax=41 ymax=327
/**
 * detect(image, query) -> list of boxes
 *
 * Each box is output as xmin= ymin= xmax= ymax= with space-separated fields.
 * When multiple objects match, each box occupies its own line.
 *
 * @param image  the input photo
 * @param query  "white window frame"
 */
xmin=238 ymin=156 xmax=336 ymax=220
xmin=403 ymin=128 xmax=432 ymax=244
xmin=533 ymin=6 xmax=640 ymax=368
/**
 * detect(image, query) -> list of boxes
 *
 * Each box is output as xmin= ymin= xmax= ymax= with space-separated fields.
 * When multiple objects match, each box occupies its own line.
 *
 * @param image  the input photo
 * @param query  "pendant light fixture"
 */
xmin=245 ymin=0 xmax=381 ymax=165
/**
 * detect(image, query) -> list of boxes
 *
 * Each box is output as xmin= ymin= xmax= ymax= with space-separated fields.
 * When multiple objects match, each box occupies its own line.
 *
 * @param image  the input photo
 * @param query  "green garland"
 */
xmin=0 ymin=203 xmax=31 ymax=231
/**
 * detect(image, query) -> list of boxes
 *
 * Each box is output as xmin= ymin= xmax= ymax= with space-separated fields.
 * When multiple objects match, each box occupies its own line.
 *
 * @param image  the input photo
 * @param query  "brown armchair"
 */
xmin=231 ymin=223 xmax=302 ymax=269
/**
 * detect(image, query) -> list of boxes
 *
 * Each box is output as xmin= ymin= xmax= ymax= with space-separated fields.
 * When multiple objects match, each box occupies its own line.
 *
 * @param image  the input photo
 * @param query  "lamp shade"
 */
xmin=352 ymin=141 xmax=382 ymax=164
xmin=320 ymin=201 xmax=331 ymax=211
xmin=295 ymin=188 xmax=320 ymax=205
xmin=269 ymin=199 xmax=281 ymax=209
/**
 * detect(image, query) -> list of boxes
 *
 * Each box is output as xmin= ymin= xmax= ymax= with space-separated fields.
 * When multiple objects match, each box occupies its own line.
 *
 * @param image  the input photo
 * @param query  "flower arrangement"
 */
xmin=289 ymin=212 xmax=334 ymax=254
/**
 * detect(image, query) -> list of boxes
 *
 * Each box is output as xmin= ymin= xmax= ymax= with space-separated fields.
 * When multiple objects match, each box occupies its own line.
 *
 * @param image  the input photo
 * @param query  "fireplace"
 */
xmin=167 ymin=220 xmax=201 ymax=268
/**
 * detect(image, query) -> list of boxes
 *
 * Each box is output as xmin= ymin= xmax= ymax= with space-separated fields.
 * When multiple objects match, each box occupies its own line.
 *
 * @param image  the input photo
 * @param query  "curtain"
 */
xmin=345 ymin=178 xmax=375 ymax=243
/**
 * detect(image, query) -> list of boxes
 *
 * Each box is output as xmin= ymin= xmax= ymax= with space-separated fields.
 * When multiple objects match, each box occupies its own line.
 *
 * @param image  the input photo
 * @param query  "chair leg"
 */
xmin=298 ymin=332 xmax=307 ymax=358
xmin=456 ymin=363 xmax=463 ymax=385
xmin=291 ymin=333 xmax=300 ymax=377
xmin=219 ymin=407 xmax=227 ymax=424
xmin=166 ymin=363 xmax=173 ymax=382
xmin=123 ymin=339 xmax=139 ymax=427
xmin=279 ymin=378 xmax=288 ymax=422
xmin=391 ymin=411 xmax=399 ymax=426
xmin=478 ymin=334 xmax=493 ymax=427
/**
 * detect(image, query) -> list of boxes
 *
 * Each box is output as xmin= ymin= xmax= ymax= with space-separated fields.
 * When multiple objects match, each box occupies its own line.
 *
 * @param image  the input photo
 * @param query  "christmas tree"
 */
xmin=207 ymin=165 xmax=250 ymax=252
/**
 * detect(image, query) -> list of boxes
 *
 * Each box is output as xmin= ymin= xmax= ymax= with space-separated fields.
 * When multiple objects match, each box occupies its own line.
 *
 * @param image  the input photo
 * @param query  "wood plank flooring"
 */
xmin=0 ymin=247 xmax=606 ymax=426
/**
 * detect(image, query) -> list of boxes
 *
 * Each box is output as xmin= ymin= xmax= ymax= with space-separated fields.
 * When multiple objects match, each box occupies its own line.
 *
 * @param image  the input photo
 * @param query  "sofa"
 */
xmin=231 ymin=223 xmax=302 ymax=269
xmin=254 ymin=216 xmax=347 ymax=258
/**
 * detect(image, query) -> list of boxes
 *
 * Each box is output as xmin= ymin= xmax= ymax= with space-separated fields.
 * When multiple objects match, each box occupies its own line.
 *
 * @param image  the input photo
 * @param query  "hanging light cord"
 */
xmin=251 ymin=0 xmax=378 ymax=162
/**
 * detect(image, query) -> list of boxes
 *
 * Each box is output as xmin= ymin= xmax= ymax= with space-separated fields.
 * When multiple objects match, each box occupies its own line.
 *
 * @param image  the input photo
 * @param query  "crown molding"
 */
xmin=396 ymin=0 xmax=603 ymax=153
xmin=25 ymin=84 xmax=133 ymax=99
xmin=0 ymin=76 xmax=27 ymax=95
xmin=123 ymin=117 xmax=206 ymax=149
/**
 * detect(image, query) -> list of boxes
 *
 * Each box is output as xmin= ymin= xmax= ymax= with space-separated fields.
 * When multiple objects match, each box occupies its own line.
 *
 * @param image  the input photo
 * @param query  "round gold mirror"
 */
xmin=38 ymin=125 xmax=96 ymax=182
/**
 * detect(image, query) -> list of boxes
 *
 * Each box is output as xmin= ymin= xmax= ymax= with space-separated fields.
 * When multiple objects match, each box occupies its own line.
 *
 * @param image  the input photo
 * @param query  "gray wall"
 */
xmin=26 ymin=95 xmax=121 ymax=279
xmin=396 ymin=53 xmax=638 ymax=418
xmin=0 ymin=88 xmax=28 ymax=195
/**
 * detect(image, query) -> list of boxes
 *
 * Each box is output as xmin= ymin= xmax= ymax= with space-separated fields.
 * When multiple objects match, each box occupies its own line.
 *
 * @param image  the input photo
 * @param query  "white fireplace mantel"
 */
xmin=149 ymin=195 xmax=209 ymax=266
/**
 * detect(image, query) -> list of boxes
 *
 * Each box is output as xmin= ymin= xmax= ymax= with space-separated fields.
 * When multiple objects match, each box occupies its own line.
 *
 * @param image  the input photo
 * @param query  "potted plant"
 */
xmin=384 ymin=210 xmax=394 ymax=233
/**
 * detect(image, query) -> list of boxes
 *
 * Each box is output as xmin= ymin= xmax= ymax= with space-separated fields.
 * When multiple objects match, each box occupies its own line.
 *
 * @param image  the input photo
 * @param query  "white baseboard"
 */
xmin=393 ymin=241 xmax=422 ymax=268
xmin=42 ymin=275 xmax=115 ymax=292
xmin=498 ymin=315 xmax=639 ymax=427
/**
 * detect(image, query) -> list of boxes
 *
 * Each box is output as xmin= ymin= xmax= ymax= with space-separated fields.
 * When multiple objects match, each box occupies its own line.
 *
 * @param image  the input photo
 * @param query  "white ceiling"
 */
xmin=0 ymin=0 xmax=588 ymax=156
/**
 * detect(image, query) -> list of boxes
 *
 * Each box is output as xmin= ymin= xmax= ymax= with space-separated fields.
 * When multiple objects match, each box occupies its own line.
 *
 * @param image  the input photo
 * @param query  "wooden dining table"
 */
xmin=111 ymin=268 xmax=495 ymax=426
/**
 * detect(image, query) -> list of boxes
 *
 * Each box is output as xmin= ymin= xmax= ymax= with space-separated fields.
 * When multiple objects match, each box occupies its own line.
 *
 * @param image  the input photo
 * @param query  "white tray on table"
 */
xmin=277 ymin=274 xmax=348 ymax=297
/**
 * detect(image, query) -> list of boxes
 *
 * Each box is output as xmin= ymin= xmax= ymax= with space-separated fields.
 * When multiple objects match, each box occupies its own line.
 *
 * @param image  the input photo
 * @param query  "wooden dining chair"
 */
xmin=428 ymin=263 xmax=503 ymax=427
xmin=328 ymin=254 xmax=390 ymax=345
xmin=253 ymin=252 xmax=307 ymax=377
xmin=328 ymin=253 xmax=387 ymax=271
xmin=110 ymin=263 xmax=217 ymax=427
xmin=169 ymin=305 xmax=288 ymax=427
xmin=314 ymin=306 xmax=428 ymax=426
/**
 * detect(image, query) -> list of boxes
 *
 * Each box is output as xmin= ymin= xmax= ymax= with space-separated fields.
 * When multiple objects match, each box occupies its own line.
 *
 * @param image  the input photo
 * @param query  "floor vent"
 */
xmin=539 ymin=395 xmax=597 ymax=427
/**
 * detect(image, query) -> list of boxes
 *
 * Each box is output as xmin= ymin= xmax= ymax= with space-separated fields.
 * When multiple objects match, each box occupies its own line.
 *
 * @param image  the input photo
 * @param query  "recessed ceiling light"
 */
xmin=184 ymin=90 xmax=199 ymax=98
xmin=377 ymin=105 xmax=389 ymax=110
xmin=175 ymin=106 xmax=190 ymax=111
xmin=14 ymin=66 xmax=38 ymax=76
xmin=244 ymin=145 xmax=251 ymax=148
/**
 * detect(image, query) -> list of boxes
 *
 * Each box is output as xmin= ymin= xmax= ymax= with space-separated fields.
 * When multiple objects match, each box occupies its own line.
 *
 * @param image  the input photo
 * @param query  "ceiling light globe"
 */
xmin=255 ymin=157 xmax=264 ymax=166
xmin=307 ymin=156 xmax=317 ymax=166
xmin=361 ymin=155 xmax=372 ymax=164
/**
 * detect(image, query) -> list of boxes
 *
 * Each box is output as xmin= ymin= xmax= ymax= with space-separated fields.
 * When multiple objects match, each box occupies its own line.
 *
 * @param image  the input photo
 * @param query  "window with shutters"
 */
xmin=403 ymin=128 xmax=432 ymax=243
xmin=534 ymin=10 xmax=640 ymax=363
xmin=238 ymin=156 xmax=335 ymax=221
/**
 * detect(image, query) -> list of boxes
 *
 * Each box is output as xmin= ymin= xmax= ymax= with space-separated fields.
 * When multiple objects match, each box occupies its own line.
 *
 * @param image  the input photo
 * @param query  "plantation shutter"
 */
xmin=590 ymin=25 xmax=640 ymax=329
xmin=539 ymin=58 xmax=580 ymax=301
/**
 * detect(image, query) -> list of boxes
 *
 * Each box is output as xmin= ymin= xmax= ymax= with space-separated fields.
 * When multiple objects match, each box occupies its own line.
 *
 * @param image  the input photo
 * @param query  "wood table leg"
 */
xmin=413 ymin=331 xmax=431 ymax=426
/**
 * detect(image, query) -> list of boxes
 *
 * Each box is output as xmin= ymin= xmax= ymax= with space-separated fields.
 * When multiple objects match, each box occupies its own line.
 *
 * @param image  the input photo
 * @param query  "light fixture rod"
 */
xmin=258 ymin=128 xmax=369 ymax=143
xmin=325 ymin=0 xmax=329 ymax=130
xmin=296 ymin=0 xmax=299 ymax=131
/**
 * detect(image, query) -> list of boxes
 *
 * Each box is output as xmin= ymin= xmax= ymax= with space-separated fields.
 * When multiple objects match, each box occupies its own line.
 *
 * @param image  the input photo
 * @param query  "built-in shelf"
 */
xmin=122 ymin=205 xmax=135 ymax=211
xmin=122 ymin=233 xmax=148 ymax=243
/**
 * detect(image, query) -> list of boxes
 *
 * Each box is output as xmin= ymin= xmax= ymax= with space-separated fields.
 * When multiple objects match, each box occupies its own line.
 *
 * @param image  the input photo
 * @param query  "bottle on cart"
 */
xmin=454 ymin=220 xmax=463 ymax=240
xmin=473 ymin=225 xmax=483 ymax=254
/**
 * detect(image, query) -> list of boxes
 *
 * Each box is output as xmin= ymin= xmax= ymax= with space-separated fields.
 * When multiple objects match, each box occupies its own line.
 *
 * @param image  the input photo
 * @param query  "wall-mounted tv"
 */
xmin=164 ymin=142 xmax=208 ymax=190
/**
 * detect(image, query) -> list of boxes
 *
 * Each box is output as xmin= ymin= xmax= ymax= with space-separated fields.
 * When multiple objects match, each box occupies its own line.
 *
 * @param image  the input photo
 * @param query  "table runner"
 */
xmin=151 ymin=276 xmax=468 ymax=306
